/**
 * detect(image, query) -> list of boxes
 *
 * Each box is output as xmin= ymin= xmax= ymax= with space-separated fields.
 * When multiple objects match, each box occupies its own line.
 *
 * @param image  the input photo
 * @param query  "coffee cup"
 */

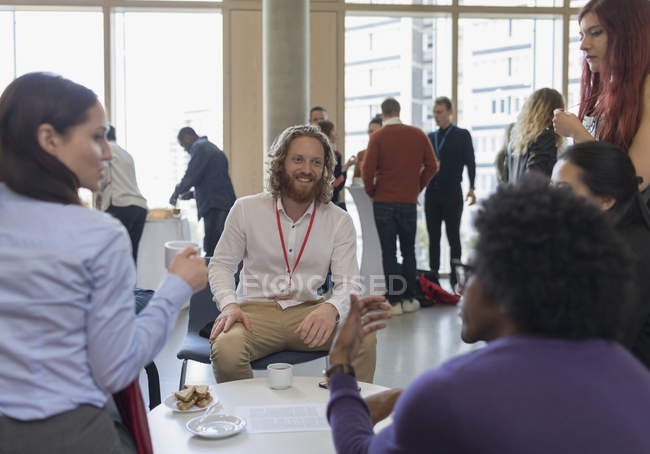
xmin=267 ymin=363 xmax=293 ymax=389
xmin=164 ymin=240 xmax=201 ymax=269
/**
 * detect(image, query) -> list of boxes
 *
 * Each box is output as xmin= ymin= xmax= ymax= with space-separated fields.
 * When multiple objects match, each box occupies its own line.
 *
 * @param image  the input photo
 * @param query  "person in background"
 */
xmin=325 ymin=175 xmax=650 ymax=454
xmin=552 ymin=141 xmax=650 ymax=369
xmin=504 ymin=88 xmax=564 ymax=183
xmin=494 ymin=123 xmax=514 ymax=183
xmin=170 ymin=127 xmax=236 ymax=256
xmin=362 ymin=97 xmax=438 ymax=315
xmin=310 ymin=106 xmax=328 ymax=125
xmin=425 ymin=96 xmax=475 ymax=289
xmin=318 ymin=119 xmax=356 ymax=210
xmin=353 ymin=116 xmax=382 ymax=180
xmin=0 ymin=72 xmax=207 ymax=454
xmin=94 ymin=125 xmax=148 ymax=263
xmin=553 ymin=0 xmax=650 ymax=199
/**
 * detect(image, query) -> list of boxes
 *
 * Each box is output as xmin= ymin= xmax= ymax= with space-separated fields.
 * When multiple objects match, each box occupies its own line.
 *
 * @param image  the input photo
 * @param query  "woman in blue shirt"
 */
xmin=0 ymin=72 xmax=207 ymax=453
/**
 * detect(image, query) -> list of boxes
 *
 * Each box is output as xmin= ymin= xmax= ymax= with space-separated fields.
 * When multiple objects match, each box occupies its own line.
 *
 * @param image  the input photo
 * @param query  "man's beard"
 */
xmin=280 ymin=170 xmax=320 ymax=203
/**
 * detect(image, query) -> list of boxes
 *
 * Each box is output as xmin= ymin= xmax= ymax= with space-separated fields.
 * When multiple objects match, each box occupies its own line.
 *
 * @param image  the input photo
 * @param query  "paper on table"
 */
xmin=235 ymin=404 xmax=330 ymax=434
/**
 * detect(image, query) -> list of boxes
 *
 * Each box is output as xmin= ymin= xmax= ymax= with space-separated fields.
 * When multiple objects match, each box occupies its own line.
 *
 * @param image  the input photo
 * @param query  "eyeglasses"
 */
xmin=451 ymin=259 xmax=474 ymax=292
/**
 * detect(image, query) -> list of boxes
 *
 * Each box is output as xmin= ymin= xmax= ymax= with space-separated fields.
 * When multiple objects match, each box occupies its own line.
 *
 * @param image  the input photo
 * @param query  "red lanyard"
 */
xmin=275 ymin=198 xmax=317 ymax=291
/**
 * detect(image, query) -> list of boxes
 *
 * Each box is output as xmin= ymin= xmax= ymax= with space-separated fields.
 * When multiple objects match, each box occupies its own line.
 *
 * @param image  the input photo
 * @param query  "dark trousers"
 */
xmin=106 ymin=205 xmax=147 ymax=264
xmin=0 ymin=404 xmax=136 ymax=454
xmin=203 ymin=208 xmax=229 ymax=256
xmin=373 ymin=202 xmax=417 ymax=303
xmin=424 ymin=187 xmax=463 ymax=286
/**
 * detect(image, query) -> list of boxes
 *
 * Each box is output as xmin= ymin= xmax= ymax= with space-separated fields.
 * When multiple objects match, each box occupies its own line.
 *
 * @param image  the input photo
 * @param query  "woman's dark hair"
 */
xmin=0 ymin=72 xmax=98 ymax=204
xmin=558 ymin=141 xmax=646 ymax=228
xmin=369 ymin=116 xmax=382 ymax=128
xmin=473 ymin=174 xmax=631 ymax=340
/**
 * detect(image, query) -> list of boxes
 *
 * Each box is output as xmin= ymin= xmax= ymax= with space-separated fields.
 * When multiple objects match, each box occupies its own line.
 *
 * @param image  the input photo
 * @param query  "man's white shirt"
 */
xmin=95 ymin=142 xmax=147 ymax=211
xmin=208 ymin=192 xmax=361 ymax=319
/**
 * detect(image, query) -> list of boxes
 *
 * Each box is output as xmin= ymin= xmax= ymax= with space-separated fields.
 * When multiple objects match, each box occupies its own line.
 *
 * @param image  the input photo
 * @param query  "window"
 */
xmin=567 ymin=18 xmax=582 ymax=114
xmin=345 ymin=14 xmax=452 ymax=270
xmin=3 ymin=9 xmax=104 ymax=104
xmin=347 ymin=0 xmax=451 ymax=4
xmin=457 ymin=15 xmax=563 ymax=268
xmin=0 ymin=12 xmax=14 ymax=91
xmin=461 ymin=0 xmax=561 ymax=5
xmin=113 ymin=10 xmax=223 ymax=235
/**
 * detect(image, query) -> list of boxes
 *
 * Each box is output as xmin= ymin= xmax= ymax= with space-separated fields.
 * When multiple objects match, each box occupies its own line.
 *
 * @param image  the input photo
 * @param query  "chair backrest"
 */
xmin=187 ymin=258 xmax=220 ymax=334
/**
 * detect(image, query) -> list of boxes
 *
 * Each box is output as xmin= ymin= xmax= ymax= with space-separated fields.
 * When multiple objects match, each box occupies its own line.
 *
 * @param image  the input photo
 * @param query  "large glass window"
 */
xmin=345 ymin=14 xmax=452 ymax=271
xmin=0 ymin=9 xmax=104 ymax=103
xmin=346 ymin=0 xmax=451 ymax=5
xmin=567 ymin=18 xmax=583 ymax=112
xmin=460 ymin=0 xmax=561 ymax=5
xmin=113 ymin=11 xmax=223 ymax=237
xmin=0 ymin=12 xmax=13 ymax=91
xmin=454 ymin=16 xmax=563 ymax=265
xmin=458 ymin=16 xmax=563 ymax=193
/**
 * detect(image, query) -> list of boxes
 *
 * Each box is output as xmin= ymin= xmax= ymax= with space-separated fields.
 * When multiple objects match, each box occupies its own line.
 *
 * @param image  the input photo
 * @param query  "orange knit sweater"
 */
xmin=362 ymin=123 xmax=438 ymax=203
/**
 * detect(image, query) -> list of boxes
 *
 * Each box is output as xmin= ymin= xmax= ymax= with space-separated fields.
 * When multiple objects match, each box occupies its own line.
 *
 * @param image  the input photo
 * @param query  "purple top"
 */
xmin=327 ymin=335 xmax=650 ymax=454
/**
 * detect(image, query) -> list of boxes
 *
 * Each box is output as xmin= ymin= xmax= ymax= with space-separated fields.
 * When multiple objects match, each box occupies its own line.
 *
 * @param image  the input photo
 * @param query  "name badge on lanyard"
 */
xmin=275 ymin=198 xmax=317 ymax=300
xmin=434 ymin=124 xmax=455 ymax=157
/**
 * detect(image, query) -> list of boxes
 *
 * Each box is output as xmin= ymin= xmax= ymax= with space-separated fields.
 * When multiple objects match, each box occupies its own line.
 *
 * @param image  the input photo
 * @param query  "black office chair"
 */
xmin=176 ymin=259 xmax=329 ymax=389
xmin=134 ymin=288 xmax=161 ymax=410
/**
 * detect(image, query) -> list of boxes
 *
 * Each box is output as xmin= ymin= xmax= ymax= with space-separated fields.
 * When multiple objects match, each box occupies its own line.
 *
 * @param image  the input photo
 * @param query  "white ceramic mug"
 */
xmin=267 ymin=363 xmax=293 ymax=389
xmin=164 ymin=240 xmax=201 ymax=269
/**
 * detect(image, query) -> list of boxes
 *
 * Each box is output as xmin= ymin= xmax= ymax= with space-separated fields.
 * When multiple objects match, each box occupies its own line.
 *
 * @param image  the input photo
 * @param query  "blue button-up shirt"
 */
xmin=171 ymin=137 xmax=236 ymax=219
xmin=0 ymin=183 xmax=192 ymax=420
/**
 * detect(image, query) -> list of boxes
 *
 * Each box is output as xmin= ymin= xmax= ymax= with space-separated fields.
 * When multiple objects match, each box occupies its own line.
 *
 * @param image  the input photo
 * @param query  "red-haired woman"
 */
xmin=553 ymin=0 xmax=650 ymax=194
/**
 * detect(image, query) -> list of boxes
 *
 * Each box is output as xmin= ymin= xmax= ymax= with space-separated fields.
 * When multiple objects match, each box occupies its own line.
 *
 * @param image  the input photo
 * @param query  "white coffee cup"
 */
xmin=267 ymin=363 xmax=293 ymax=389
xmin=164 ymin=240 xmax=201 ymax=269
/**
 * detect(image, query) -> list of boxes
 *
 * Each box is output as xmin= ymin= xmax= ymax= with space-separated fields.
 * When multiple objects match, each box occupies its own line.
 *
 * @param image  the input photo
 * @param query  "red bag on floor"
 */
xmin=418 ymin=274 xmax=460 ymax=305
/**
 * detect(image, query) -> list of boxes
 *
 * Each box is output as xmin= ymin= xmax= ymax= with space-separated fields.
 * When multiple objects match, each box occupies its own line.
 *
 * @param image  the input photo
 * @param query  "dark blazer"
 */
xmin=171 ymin=137 xmax=236 ymax=219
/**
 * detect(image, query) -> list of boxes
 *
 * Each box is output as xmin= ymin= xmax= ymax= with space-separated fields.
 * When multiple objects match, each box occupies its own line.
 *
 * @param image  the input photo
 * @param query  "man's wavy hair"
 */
xmin=266 ymin=124 xmax=335 ymax=204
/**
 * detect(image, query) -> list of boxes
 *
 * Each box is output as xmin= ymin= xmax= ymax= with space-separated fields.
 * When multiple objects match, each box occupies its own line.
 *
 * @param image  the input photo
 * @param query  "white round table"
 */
xmin=148 ymin=376 xmax=389 ymax=453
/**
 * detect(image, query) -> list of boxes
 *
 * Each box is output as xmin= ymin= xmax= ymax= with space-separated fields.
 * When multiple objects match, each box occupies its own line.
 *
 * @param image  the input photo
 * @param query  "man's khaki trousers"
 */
xmin=210 ymin=300 xmax=376 ymax=383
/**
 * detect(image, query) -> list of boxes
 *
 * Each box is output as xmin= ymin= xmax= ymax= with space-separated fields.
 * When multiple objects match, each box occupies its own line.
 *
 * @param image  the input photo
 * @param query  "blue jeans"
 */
xmin=373 ymin=202 xmax=417 ymax=304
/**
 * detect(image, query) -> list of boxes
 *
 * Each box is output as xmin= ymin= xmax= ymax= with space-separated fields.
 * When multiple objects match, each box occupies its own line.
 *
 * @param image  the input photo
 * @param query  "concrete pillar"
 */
xmin=263 ymin=0 xmax=310 ymax=152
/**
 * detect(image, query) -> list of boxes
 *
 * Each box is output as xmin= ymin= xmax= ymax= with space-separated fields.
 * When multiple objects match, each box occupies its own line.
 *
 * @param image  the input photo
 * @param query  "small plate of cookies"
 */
xmin=163 ymin=384 xmax=218 ymax=413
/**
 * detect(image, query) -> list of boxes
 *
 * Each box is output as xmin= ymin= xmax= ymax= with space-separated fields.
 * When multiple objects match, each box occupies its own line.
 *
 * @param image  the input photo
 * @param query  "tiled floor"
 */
xmin=139 ymin=283 xmax=483 ymax=407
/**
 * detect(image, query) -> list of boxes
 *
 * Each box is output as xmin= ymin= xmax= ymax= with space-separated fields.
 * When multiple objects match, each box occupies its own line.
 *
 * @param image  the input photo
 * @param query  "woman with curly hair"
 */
xmin=504 ymin=87 xmax=564 ymax=183
xmin=553 ymin=0 xmax=650 ymax=193
xmin=326 ymin=175 xmax=650 ymax=454
xmin=552 ymin=141 xmax=650 ymax=369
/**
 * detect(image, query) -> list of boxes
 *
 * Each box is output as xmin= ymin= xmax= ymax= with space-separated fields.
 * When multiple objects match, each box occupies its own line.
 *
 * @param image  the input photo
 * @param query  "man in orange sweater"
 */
xmin=362 ymin=98 xmax=438 ymax=315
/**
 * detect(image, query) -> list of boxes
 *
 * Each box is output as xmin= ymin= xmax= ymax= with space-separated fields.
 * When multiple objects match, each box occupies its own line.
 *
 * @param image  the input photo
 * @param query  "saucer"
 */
xmin=186 ymin=414 xmax=247 ymax=439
